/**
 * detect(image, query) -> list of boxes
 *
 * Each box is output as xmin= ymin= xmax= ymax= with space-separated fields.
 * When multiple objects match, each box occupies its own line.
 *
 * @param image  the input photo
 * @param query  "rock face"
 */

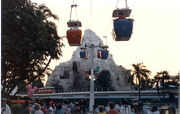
xmin=46 ymin=29 xmax=131 ymax=91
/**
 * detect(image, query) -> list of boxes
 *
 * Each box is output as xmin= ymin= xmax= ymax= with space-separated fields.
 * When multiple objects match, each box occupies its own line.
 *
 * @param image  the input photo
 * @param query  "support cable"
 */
xmin=75 ymin=7 xmax=78 ymax=20
xmin=69 ymin=5 xmax=73 ymax=20
xmin=69 ymin=0 xmax=78 ymax=21
xmin=90 ymin=0 xmax=92 ymax=29
xmin=103 ymin=0 xmax=120 ymax=43
xmin=125 ymin=0 xmax=128 ymax=8
xmin=115 ymin=0 xmax=119 ymax=9
xmin=89 ymin=0 xmax=93 ymax=41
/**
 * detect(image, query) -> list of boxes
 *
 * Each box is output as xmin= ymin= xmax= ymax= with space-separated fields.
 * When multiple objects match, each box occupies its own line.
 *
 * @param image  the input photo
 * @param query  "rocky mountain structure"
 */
xmin=46 ymin=29 xmax=131 ymax=91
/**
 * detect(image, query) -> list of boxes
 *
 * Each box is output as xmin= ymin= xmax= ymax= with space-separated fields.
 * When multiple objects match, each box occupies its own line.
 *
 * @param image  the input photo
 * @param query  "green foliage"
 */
xmin=130 ymin=62 xmax=151 ymax=89
xmin=1 ymin=0 xmax=64 ymax=97
xmin=154 ymin=71 xmax=170 ymax=99
xmin=154 ymin=71 xmax=170 ymax=82
xmin=32 ymin=77 xmax=44 ymax=88
xmin=154 ymin=71 xmax=170 ymax=90
xmin=95 ymin=70 xmax=114 ymax=91
xmin=130 ymin=62 xmax=151 ymax=100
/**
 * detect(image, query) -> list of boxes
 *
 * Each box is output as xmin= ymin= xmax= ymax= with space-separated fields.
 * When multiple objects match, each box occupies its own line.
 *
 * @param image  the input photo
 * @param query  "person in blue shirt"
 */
xmin=138 ymin=101 xmax=148 ymax=114
xmin=56 ymin=104 xmax=64 ymax=114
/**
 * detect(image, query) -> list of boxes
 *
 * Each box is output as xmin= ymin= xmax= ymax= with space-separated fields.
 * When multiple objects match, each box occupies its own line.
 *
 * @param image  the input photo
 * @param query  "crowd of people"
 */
xmin=1 ymin=98 xmax=177 ymax=114
xmin=93 ymin=101 xmax=176 ymax=114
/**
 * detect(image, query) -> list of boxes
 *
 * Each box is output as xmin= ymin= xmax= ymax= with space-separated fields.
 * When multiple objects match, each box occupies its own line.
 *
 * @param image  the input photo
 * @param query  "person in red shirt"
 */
xmin=107 ymin=102 xmax=118 ymax=114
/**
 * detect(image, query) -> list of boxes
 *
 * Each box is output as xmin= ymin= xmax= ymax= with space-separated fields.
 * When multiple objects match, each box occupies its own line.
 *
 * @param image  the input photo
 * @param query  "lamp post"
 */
xmin=81 ymin=43 xmax=108 ymax=112
xmin=89 ymin=44 xmax=95 ymax=112
xmin=81 ymin=44 xmax=96 ymax=112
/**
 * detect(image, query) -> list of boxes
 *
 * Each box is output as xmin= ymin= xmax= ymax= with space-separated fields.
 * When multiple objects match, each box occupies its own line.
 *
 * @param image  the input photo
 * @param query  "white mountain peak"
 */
xmin=46 ymin=29 xmax=131 ymax=91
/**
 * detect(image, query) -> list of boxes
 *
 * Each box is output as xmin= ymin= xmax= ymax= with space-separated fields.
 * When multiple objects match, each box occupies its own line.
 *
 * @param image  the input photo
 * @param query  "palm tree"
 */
xmin=154 ymin=71 xmax=170 ymax=100
xmin=127 ymin=70 xmax=136 ymax=89
xmin=130 ymin=62 xmax=151 ymax=100
xmin=154 ymin=74 xmax=161 ymax=100
xmin=149 ymin=79 xmax=155 ymax=89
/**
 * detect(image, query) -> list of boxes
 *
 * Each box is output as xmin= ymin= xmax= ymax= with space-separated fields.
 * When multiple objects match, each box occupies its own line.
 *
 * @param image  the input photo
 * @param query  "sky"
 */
xmin=32 ymin=0 xmax=180 ymax=77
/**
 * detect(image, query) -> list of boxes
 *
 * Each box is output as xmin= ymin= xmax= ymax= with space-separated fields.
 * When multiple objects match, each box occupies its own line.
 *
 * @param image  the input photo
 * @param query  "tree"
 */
xmin=148 ymin=78 xmax=155 ymax=89
xmin=32 ymin=77 xmax=44 ymax=88
xmin=166 ymin=75 xmax=179 ymax=89
xmin=130 ymin=62 xmax=151 ymax=100
xmin=1 ymin=0 xmax=64 ymax=97
xmin=154 ymin=74 xmax=161 ymax=100
xmin=18 ymin=77 xmax=44 ymax=94
xmin=127 ymin=70 xmax=137 ymax=90
xmin=154 ymin=71 xmax=170 ymax=100
xmin=141 ymin=78 xmax=151 ymax=90
xmin=95 ymin=70 xmax=114 ymax=91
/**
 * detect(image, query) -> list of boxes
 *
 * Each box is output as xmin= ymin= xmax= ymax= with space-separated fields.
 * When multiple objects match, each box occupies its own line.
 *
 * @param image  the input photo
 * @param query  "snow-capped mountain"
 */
xmin=46 ymin=29 xmax=131 ymax=91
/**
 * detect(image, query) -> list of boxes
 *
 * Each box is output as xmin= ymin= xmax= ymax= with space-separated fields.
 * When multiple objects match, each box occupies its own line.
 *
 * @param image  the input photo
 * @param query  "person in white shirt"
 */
xmin=118 ymin=101 xmax=125 ymax=114
xmin=1 ymin=98 xmax=11 ymax=114
xmin=104 ymin=105 xmax=109 ymax=112
xmin=115 ymin=104 xmax=120 ymax=112
xmin=34 ymin=104 xmax=43 ymax=114
xmin=46 ymin=103 xmax=54 ymax=114
xmin=124 ymin=104 xmax=131 ymax=114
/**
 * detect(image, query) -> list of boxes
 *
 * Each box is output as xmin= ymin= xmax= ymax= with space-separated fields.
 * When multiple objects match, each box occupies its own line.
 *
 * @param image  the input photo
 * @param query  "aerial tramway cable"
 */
xmin=115 ymin=0 xmax=120 ymax=9
xmin=103 ymin=0 xmax=120 ymax=45
xmin=75 ymin=6 xmax=78 ymax=20
xmin=125 ymin=0 xmax=128 ymax=8
xmin=89 ymin=0 xmax=93 ymax=40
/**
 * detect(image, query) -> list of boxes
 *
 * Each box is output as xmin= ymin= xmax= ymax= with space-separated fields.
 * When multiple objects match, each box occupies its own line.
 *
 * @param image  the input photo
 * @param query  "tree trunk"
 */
xmin=162 ymin=79 xmax=165 ymax=100
xmin=138 ymin=75 xmax=141 ymax=100
xmin=156 ymin=81 xmax=160 ymax=100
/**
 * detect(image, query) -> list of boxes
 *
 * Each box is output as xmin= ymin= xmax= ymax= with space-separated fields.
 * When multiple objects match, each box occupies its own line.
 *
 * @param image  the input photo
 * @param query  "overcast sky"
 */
xmin=32 ymin=0 xmax=180 ymax=76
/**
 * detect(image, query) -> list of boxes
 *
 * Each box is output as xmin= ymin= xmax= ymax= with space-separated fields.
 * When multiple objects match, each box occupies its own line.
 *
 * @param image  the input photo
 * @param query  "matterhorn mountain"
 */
xmin=46 ymin=29 xmax=131 ymax=91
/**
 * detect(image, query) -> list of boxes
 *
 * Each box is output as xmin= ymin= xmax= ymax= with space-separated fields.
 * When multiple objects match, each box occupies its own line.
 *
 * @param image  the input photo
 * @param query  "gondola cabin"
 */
xmin=66 ymin=21 xmax=82 ymax=46
xmin=80 ymin=50 xmax=86 ymax=58
xmin=97 ymin=50 xmax=101 ymax=58
xmin=99 ymin=45 xmax=109 ymax=59
xmin=113 ymin=19 xmax=133 ymax=41
xmin=112 ymin=8 xmax=134 ymax=41
xmin=101 ymin=49 xmax=109 ymax=59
